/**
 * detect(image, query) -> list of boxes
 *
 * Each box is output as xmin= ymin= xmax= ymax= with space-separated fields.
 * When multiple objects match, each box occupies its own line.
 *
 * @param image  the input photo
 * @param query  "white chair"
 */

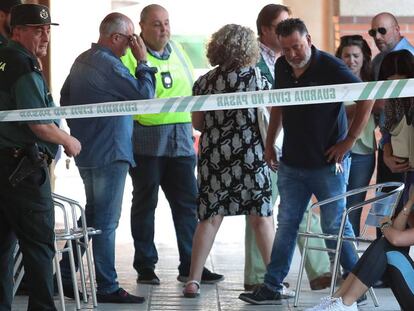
xmin=293 ymin=182 xmax=405 ymax=307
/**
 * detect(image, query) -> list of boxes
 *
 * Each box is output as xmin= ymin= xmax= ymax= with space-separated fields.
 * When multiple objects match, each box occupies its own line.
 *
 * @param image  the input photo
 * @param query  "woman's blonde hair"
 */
xmin=207 ymin=24 xmax=259 ymax=69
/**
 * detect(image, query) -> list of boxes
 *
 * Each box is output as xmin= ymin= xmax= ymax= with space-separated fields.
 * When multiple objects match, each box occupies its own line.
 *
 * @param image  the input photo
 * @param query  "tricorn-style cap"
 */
xmin=0 ymin=0 xmax=22 ymax=13
xmin=10 ymin=4 xmax=59 ymax=27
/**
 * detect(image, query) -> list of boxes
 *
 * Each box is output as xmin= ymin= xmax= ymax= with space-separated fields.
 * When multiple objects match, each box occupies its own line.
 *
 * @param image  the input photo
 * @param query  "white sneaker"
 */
xmin=324 ymin=297 xmax=358 ymax=311
xmin=304 ymin=296 xmax=334 ymax=311
xmin=279 ymin=284 xmax=295 ymax=298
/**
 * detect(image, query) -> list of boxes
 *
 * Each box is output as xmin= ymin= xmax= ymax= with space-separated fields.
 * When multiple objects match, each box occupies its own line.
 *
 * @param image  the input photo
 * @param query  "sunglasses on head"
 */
xmin=340 ymin=35 xmax=364 ymax=43
xmin=368 ymin=27 xmax=387 ymax=37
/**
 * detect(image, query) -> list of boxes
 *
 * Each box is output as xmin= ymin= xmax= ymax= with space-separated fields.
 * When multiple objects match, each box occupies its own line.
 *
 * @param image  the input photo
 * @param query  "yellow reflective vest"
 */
xmin=121 ymin=41 xmax=193 ymax=126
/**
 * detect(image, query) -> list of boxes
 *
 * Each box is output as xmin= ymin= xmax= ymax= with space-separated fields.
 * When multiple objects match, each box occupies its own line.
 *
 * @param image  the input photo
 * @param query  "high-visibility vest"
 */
xmin=121 ymin=41 xmax=193 ymax=126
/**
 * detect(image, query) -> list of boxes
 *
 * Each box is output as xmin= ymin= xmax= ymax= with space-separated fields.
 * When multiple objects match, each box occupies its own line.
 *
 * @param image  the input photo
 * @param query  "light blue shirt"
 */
xmin=60 ymin=43 xmax=156 ymax=168
xmin=372 ymin=37 xmax=414 ymax=79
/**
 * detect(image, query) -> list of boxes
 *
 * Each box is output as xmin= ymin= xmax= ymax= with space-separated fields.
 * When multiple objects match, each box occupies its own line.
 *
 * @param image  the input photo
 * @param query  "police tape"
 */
xmin=0 ymin=78 xmax=413 ymax=122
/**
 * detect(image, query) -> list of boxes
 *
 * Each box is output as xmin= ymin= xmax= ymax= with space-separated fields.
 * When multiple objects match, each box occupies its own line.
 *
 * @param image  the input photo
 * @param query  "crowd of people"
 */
xmin=0 ymin=1 xmax=414 ymax=311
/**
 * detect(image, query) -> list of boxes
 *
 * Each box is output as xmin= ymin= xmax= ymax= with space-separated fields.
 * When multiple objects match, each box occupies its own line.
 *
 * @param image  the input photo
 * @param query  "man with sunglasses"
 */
xmin=59 ymin=12 xmax=155 ymax=304
xmin=370 ymin=13 xmax=414 ymax=201
xmin=370 ymin=12 xmax=414 ymax=79
xmin=369 ymin=13 xmax=414 ymax=289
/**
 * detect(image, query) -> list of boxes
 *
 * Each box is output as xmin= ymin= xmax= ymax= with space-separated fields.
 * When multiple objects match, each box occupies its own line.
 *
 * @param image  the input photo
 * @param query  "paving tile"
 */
xmin=11 ymin=166 xmax=405 ymax=310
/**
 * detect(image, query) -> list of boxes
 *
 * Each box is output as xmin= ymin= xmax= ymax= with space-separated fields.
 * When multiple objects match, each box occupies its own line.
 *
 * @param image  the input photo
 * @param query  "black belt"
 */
xmin=0 ymin=148 xmax=26 ymax=159
xmin=0 ymin=148 xmax=49 ymax=162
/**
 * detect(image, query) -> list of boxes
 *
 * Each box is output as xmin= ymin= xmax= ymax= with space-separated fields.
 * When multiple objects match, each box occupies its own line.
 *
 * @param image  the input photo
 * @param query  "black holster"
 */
xmin=8 ymin=143 xmax=47 ymax=187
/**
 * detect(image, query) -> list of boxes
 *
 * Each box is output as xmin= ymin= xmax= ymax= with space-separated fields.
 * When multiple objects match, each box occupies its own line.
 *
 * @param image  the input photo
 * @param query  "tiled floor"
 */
xmin=12 ymin=160 xmax=402 ymax=310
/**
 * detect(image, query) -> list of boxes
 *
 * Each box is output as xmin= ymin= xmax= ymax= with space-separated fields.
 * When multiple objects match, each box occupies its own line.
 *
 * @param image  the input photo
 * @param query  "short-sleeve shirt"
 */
xmin=274 ymin=46 xmax=361 ymax=168
xmin=0 ymin=40 xmax=58 ymax=156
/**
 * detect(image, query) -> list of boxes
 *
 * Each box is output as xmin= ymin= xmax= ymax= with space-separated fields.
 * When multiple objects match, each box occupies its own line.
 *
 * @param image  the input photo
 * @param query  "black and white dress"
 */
xmin=193 ymin=66 xmax=272 ymax=220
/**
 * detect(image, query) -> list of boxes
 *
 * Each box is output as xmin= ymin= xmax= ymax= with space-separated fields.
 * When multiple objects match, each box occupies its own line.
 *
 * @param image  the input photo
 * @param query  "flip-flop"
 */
xmin=183 ymin=280 xmax=200 ymax=298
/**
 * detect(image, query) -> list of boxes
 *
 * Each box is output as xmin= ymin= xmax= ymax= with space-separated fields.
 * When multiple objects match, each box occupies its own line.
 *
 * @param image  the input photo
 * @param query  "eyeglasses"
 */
xmin=114 ymin=33 xmax=134 ymax=42
xmin=368 ymin=27 xmax=387 ymax=37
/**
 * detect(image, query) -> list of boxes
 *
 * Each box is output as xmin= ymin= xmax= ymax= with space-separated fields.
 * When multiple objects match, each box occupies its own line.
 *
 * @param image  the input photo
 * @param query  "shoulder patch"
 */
xmin=0 ymin=47 xmax=37 ymax=93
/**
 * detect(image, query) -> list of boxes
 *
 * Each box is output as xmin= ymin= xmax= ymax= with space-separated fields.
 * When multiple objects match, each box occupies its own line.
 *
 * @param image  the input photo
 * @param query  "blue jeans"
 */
xmin=60 ymin=161 xmax=129 ymax=294
xmin=130 ymin=155 xmax=197 ymax=276
xmin=346 ymin=153 xmax=375 ymax=236
xmin=264 ymin=159 xmax=358 ymax=291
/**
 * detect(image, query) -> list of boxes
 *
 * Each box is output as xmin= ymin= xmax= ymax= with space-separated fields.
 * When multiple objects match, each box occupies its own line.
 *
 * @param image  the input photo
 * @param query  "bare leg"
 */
xmin=248 ymin=215 xmax=275 ymax=266
xmin=184 ymin=215 xmax=223 ymax=294
xmin=333 ymin=273 xmax=368 ymax=306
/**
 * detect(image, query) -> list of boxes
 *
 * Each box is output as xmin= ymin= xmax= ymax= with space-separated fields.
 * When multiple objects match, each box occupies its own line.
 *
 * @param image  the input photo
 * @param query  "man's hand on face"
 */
xmin=130 ymin=34 xmax=147 ymax=63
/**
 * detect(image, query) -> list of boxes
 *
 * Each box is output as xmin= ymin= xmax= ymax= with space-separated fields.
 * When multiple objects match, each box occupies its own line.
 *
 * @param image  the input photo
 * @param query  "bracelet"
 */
xmin=380 ymin=221 xmax=392 ymax=233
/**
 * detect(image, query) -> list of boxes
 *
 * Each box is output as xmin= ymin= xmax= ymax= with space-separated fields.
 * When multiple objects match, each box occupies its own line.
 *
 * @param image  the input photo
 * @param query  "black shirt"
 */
xmin=274 ymin=46 xmax=361 ymax=168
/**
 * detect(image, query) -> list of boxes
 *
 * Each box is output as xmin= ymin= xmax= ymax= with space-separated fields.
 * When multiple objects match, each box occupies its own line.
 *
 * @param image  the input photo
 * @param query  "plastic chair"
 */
xmin=53 ymin=193 xmax=101 ymax=309
xmin=293 ymin=182 xmax=404 ymax=307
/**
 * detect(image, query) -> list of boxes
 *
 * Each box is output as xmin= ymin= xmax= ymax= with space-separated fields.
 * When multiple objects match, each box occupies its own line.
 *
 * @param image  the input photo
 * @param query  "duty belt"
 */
xmin=0 ymin=148 xmax=49 ymax=162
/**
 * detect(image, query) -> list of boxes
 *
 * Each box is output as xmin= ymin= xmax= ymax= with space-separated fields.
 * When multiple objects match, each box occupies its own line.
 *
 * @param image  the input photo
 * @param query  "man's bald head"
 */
xmin=140 ymin=4 xmax=167 ymax=23
xmin=370 ymin=12 xmax=401 ymax=52
xmin=139 ymin=4 xmax=170 ymax=52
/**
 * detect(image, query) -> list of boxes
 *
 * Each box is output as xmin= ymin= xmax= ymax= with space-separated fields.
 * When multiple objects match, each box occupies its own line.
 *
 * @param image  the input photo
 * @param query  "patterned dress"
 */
xmin=193 ymin=66 xmax=272 ymax=220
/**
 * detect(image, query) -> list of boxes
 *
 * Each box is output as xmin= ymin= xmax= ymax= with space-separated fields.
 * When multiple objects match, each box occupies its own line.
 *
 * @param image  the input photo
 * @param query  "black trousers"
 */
xmin=0 ymin=154 xmax=56 ymax=311
xmin=352 ymin=238 xmax=414 ymax=311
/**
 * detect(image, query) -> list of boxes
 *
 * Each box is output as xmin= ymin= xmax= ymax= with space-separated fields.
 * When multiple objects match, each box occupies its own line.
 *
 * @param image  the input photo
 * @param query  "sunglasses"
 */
xmin=340 ymin=35 xmax=364 ymax=43
xmin=368 ymin=27 xmax=387 ymax=37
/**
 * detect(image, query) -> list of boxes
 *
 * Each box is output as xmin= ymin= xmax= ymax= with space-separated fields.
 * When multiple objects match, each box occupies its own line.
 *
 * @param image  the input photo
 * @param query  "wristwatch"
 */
xmin=137 ymin=60 xmax=148 ymax=66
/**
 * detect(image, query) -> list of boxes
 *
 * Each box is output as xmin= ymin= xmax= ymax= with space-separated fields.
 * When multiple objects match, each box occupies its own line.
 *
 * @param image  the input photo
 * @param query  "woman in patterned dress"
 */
xmin=183 ymin=24 xmax=274 ymax=297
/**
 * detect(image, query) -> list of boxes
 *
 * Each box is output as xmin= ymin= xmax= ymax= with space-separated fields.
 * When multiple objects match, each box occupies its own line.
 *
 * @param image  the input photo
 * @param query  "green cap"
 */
xmin=10 ymin=4 xmax=59 ymax=27
xmin=0 ymin=0 xmax=22 ymax=13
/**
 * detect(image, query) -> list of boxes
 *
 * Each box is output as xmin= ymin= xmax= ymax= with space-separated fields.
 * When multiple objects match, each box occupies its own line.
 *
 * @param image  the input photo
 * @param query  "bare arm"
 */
xmin=372 ymin=99 xmax=385 ymax=114
xmin=345 ymin=104 xmax=356 ymax=127
xmin=383 ymin=142 xmax=410 ymax=173
xmin=192 ymin=111 xmax=205 ymax=131
xmin=382 ymin=192 xmax=414 ymax=247
xmin=264 ymin=106 xmax=283 ymax=171
xmin=29 ymin=123 xmax=81 ymax=157
xmin=325 ymin=99 xmax=373 ymax=163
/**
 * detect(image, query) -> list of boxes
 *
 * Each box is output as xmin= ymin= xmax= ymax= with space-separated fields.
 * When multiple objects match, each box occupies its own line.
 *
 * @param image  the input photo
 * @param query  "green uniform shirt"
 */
xmin=0 ymin=40 xmax=58 ymax=156
xmin=0 ymin=34 xmax=7 ymax=47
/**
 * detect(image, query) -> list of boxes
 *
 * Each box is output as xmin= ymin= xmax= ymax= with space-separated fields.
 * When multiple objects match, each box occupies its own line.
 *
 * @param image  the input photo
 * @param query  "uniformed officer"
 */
xmin=0 ymin=0 xmax=21 ymax=47
xmin=0 ymin=4 xmax=81 ymax=310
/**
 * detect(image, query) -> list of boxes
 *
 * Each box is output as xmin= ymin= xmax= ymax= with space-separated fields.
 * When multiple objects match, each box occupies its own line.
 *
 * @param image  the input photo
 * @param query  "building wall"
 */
xmin=337 ymin=0 xmax=414 ymax=56
xmin=48 ymin=0 xmax=414 ymax=98
xmin=283 ymin=0 xmax=337 ymax=53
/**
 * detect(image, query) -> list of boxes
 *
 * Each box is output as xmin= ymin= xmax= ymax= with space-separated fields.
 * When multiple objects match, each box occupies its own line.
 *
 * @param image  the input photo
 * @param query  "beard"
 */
xmin=287 ymin=47 xmax=312 ymax=69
